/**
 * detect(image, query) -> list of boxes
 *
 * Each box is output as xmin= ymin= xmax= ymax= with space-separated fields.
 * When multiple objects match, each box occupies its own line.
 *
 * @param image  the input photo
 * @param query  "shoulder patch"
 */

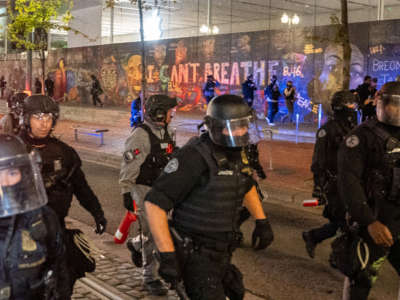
xmin=318 ymin=129 xmax=327 ymax=138
xmin=345 ymin=135 xmax=360 ymax=148
xmin=164 ymin=158 xmax=179 ymax=173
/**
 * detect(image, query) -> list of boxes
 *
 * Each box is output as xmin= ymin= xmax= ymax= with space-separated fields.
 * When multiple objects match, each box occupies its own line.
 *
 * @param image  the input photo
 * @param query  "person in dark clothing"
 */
xmin=337 ymin=81 xmax=400 ymax=299
xmin=145 ymin=95 xmax=274 ymax=300
xmin=361 ymin=77 xmax=378 ymax=122
xmin=264 ymin=75 xmax=280 ymax=125
xmin=19 ymin=95 xmax=107 ymax=299
xmin=45 ymin=74 xmax=55 ymax=98
xmin=34 ymin=77 xmax=42 ymax=94
xmin=130 ymin=96 xmax=142 ymax=128
xmin=0 ymin=134 xmax=69 ymax=300
xmin=202 ymin=75 xmax=220 ymax=104
xmin=120 ymin=95 xmax=178 ymax=296
xmin=90 ymin=75 xmax=103 ymax=107
xmin=356 ymin=75 xmax=372 ymax=118
xmin=0 ymin=92 xmax=28 ymax=135
xmin=283 ymin=81 xmax=296 ymax=123
xmin=0 ymin=75 xmax=7 ymax=98
xmin=302 ymin=91 xmax=358 ymax=258
xmin=242 ymin=74 xmax=257 ymax=107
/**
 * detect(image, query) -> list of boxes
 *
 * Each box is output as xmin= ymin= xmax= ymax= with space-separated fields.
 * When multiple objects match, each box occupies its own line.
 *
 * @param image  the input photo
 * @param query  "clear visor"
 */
xmin=377 ymin=95 xmax=400 ymax=127
xmin=0 ymin=154 xmax=47 ymax=217
xmin=208 ymin=115 xmax=262 ymax=147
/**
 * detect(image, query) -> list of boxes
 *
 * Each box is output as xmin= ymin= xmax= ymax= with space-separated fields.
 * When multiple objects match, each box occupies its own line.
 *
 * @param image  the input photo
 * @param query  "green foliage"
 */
xmin=105 ymin=0 xmax=176 ymax=9
xmin=7 ymin=0 xmax=74 ymax=51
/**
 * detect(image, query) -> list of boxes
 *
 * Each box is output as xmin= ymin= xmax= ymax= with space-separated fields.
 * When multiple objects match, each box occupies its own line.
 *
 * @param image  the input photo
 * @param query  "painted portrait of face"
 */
xmin=175 ymin=40 xmax=187 ymax=65
xmin=100 ymin=56 xmax=118 ymax=97
xmin=202 ymin=38 xmax=215 ymax=60
xmin=154 ymin=44 xmax=167 ymax=67
xmin=313 ymin=43 xmax=364 ymax=114
xmin=237 ymin=35 xmax=251 ymax=54
xmin=124 ymin=55 xmax=142 ymax=96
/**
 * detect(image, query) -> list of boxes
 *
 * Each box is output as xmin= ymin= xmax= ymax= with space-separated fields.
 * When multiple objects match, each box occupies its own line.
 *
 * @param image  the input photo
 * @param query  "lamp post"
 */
xmin=281 ymin=13 xmax=300 ymax=27
xmin=199 ymin=0 xmax=219 ymax=35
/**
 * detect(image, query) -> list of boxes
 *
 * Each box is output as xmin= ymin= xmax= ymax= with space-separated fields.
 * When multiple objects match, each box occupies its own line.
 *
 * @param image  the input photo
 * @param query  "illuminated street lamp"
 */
xmin=281 ymin=13 xmax=300 ymax=26
xmin=199 ymin=24 xmax=220 ymax=35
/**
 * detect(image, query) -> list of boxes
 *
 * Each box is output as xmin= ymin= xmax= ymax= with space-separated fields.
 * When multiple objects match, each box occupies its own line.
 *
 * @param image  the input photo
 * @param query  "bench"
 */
xmin=72 ymin=126 xmax=109 ymax=146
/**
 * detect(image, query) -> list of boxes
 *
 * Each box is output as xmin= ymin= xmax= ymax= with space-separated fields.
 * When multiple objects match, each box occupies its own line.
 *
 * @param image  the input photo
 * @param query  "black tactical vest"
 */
xmin=136 ymin=124 xmax=175 ymax=186
xmin=0 ymin=210 xmax=48 ymax=299
xmin=365 ymin=120 xmax=400 ymax=206
xmin=173 ymin=136 xmax=253 ymax=233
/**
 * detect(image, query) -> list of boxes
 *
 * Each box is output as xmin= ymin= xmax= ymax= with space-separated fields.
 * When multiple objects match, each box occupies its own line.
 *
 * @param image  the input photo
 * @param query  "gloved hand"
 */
xmin=123 ymin=192 xmax=134 ymax=212
xmin=158 ymin=252 xmax=180 ymax=287
xmin=312 ymin=186 xmax=322 ymax=199
xmin=252 ymin=219 xmax=274 ymax=250
xmin=94 ymin=215 xmax=107 ymax=234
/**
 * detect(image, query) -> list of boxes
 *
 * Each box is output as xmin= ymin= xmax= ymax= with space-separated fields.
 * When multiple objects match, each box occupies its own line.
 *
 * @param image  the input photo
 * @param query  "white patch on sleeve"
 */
xmin=345 ymin=135 xmax=360 ymax=148
xmin=164 ymin=158 xmax=179 ymax=173
xmin=317 ymin=129 xmax=327 ymax=138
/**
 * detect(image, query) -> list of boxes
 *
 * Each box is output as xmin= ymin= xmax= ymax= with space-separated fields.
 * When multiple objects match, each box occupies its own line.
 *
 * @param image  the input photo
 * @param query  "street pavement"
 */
xmin=1 ymin=103 xmax=398 ymax=299
xmin=69 ymin=160 xmax=398 ymax=300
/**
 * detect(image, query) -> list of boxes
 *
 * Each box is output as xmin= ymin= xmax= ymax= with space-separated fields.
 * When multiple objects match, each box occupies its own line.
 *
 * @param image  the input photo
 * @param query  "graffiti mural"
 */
xmin=1 ymin=19 xmax=400 ymax=122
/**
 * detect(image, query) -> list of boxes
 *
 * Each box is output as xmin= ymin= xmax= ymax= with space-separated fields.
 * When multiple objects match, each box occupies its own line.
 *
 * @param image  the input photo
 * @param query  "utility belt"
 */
xmin=170 ymin=226 xmax=239 ymax=261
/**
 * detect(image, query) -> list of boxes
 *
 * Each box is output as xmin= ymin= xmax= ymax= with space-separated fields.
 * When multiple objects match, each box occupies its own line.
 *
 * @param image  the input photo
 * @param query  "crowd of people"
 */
xmin=0 ymin=69 xmax=400 ymax=300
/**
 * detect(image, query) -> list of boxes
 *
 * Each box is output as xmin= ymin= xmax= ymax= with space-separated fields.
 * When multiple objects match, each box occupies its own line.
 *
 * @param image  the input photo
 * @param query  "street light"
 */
xmin=281 ymin=13 xmax=300 ymax=26
xmin=199 ymin=24 xmax=220 ymax=35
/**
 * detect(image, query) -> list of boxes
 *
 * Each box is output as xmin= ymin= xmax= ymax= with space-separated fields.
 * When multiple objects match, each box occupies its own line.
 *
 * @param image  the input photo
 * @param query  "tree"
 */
xmin=7 ymin=0 xmax=75 ymax=91
xmin=340 ymin=0 xmax=351 ymax=90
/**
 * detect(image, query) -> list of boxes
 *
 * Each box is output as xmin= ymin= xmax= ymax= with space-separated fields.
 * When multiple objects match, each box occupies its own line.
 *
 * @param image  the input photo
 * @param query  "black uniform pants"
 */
xmin=92 ymin=93 xmax=103 ymax=106
xmin=245 ymin=97 xmax=254 ymax=107
xmin=309 ymin=221 xmax=341 ymax=244
xmin=349 ymin=234 xmax=400 ymax=300
xmin=267 ymin=101 xmax=279 ymax=123
xmin=181 ymin=247 xmax=244 ymax=300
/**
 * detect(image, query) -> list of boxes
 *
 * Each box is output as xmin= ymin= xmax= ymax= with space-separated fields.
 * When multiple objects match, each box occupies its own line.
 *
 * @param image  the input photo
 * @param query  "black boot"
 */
xmin=302 ymin=231 xmax=317 ymax=259
xmin=144 ymin=279 xmax=168 ymax=296
xmin=126 ymin=238 xmax=143 ymax=268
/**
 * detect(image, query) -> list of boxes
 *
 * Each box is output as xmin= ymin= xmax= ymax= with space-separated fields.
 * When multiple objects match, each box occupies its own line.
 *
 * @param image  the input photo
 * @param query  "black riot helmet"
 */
xmin=0 ymin=134 xmax=47 ymax=217
xmin=23 ymin=95 xmax=60 ymax=128
xmin=144 ymin=94 xmax=178 ymax=124
xmin=331 ymin=90 xmax=358 ymax=125
xmin=377 ymin=81 xmax=400 ymax=127
xmin=204 ymin=94 xmax=257 ymax=147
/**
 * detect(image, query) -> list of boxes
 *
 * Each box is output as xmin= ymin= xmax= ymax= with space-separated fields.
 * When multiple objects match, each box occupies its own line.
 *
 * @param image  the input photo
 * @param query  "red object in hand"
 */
xmin=303 ymin=199 xmax=320 ymax=207
xmin=114 ymin=201 xmax=137 ymax=244
xmin=166 ymin=143 xmax=173 ymax=154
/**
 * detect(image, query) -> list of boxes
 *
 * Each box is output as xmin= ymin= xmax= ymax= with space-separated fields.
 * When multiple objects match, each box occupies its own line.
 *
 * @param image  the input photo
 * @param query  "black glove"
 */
xmin=94 ymin=214 xmax=107 ymax=234
xmin=252 ymin=219 xmax=274 ymax=250
xmin=312 ymin=186 xmax=322 ymax=198
xmin=123 ymin=192 xmax=134 ymax=212
xmin=158 ymin=252 xmax=180 ymax=287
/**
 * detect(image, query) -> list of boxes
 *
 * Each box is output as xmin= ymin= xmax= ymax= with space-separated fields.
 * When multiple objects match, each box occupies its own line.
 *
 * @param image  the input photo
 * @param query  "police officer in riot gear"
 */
xmin=119 ymin=94 xmax=178 ymax=295
xmin=337 ymin=82 xmax=400 ymax=299
xmin=0 ymin=92 xmax=28 ymax=135
xmin=0 ymin=134 xmax=68 ymax=300
xmin=302 ymin=91 xmax=358 ymax=258
xmin=18 ymin=95 xmax=107 ymax=298
xmin=145 ymin=94 xmax=274 ymax=300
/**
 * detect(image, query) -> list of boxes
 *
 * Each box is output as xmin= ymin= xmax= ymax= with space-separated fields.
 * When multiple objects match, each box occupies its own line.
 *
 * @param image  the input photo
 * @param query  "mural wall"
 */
xmin=1 ymin=19 xmax=400 ymax=122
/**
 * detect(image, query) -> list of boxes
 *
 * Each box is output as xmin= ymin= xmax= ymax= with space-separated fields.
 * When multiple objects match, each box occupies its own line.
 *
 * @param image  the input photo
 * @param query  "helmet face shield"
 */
xmin=377 ymin=94 xmax=400 ymax=126
xmin=0 ymin=153 xmax=47 ymax=218
xmin=208 ymin=115 xmax=260 ymax=147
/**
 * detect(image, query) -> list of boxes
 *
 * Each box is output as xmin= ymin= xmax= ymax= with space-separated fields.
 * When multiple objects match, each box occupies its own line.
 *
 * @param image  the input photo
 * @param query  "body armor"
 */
xmin=136 ymin=124 xmax=175 ymax=186
xmin=173 ymin=134 xmax=253 ymax=234
xmin=0 ymin=210 xmax=48 ymax=300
